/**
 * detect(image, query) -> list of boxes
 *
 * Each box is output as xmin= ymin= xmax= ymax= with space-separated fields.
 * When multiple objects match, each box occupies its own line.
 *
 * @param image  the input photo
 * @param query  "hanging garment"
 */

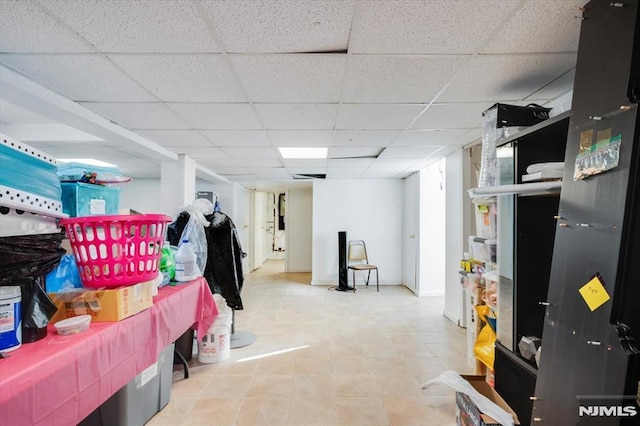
xmin=203 ymin=211 xmax=245 ymax=310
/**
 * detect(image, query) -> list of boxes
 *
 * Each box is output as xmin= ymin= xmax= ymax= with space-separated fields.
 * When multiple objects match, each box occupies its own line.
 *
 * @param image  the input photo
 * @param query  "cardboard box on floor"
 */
xmin=456 ymin=375 xmax=520 ymax=426
xmin=49 ymin=280 xmax=153 ymax=322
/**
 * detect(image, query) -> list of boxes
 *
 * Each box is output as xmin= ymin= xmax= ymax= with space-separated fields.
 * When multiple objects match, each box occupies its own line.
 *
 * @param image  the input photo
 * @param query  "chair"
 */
xmin=347 ymin=240 xmax=379 ymax=292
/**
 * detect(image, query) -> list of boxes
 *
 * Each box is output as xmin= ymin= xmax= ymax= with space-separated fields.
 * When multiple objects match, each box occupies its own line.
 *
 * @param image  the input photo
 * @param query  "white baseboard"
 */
xmin=443 ymin=308 xmax=462 ymax=327
xmin=417 ymin=290 xmax=445 ymax=297
xmin=310 ymin=280 xmax=402 ymax=286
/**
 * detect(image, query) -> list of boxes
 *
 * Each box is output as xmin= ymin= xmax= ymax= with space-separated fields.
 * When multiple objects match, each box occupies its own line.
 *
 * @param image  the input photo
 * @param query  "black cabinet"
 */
xmin=493 ymin=113 xmax=570 ymax=425
xmin=532 ymin=1 xmax=640 ymax=425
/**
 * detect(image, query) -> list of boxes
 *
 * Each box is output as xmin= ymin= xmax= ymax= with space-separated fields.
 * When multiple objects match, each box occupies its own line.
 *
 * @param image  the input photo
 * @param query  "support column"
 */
xmin=161 ymin=154 xmax=196 ymax=215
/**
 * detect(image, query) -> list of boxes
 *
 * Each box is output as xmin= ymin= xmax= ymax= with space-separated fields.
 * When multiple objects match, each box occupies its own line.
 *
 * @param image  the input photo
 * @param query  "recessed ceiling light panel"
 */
xmin=278 ymin=147 xmax=328 ymax=159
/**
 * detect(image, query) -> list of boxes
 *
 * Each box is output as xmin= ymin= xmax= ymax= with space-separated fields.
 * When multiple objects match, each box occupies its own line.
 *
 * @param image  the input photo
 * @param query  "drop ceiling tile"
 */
xmin=343 ymin=55 xmax=467 ymax=103
xmin=287 ymin=167 xmax=327 ymax=175
xmin=525 ymin=69 xmax=576 ymax=101
xmin=199 ymin=159 xmax=239 ymax=169
xmin=213 ymin=167 xmax=251 ymax=175
xmin=163 ymin=146 xmax=227 ymax=159
xmin=169 ymin=104 xmax=261 ymax=129
xmin=370 ymin=158 xmax=420 ymax=169
xmin=40 ymin=0 xmax=220 ymax=53
xmin=201 ymin=130 xmax=271 ymax=146
xmin=221 ymin=146 xmax=281 ymax=159
xmin=333 ymin=130 xmax=401 ymax=146
xmin=283 ymin=159 xmax=327 ymax=168
xmin=234 ymin=159 xmax=284 ymax=168
xmin=251 ymin=168 xmax=290 ymax=177
xmin=482 ymin=1 xmax=583 ymax=54
xmin=255 ymin=104 xmax=337 ymax=130
xmin=457 ymin=129 xmax=483 ymax=147
xmin=0 ymin=54 xmax=154 ymax=101
xmin=231 ymin=54 xmax=346 ymax=102
xmin=438 ymin=53 xmax=577 ymax=102
xmin=327 ymin=168 xmax=366 ymax=179
xmin=379 ymin=146 xmax=440 ymax=159
xmin=336 ymin=104 xmax=424 ymax=130
xmin=268 ymin=130 xmax=333 ymax=146
xmin=199 ymin=1 xmax=354 ymax=53
xmin=80 ymin=102 xmax=188 ymax=129
xmin=109 ymin=54 xmax=245 ymax=102
xmin=0 ymin=1 xmax=92 ymax=53
xmin=393 ymin=129 xmax=469 ymax=147
xmin=410 ymin=103 xmax=491 ymax=130
xmin=136 ymin=130 xmax=213 ymax=147
xmin=329 ymin=147 xmax=381 ymax=159
xmin=327 ymin=158 xmax=375 ymax=168
xmin=351 ymin=1 xmax=519 ymax=54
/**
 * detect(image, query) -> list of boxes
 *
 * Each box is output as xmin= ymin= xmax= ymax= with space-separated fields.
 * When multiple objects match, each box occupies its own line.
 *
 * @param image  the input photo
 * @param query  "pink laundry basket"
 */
xmin=59 ymin=214 xmax=172 ymax=288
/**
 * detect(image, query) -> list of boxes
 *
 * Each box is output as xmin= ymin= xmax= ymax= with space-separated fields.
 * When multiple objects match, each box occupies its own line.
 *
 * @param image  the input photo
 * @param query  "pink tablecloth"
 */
xmin=0 ymin=277 xmax=217 ymax=426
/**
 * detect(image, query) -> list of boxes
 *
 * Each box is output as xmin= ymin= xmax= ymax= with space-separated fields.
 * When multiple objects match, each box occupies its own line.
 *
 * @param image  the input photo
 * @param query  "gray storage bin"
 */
xmin=79 ymin=343 xmax=174 ymax=426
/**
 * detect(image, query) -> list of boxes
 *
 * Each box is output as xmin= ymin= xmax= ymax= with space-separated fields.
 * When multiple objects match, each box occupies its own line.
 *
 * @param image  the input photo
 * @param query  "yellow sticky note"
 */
xmin=578 ymin=275 xmax=611 ymax=312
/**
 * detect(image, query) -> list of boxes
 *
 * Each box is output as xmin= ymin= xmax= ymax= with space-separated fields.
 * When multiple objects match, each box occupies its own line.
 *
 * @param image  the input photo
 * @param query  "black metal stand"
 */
xmin=230 ymin=309 xmax=256 ymax=349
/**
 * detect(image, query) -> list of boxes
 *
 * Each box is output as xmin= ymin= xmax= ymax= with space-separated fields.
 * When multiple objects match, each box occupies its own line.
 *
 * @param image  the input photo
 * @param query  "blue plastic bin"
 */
xmin=61 ymin=182 xmax=120 ymax=217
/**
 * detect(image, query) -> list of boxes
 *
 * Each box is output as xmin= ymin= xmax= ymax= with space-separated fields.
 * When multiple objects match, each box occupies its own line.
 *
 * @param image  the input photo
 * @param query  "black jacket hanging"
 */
xmin=203 ymin=211 xmax=245 ymax=310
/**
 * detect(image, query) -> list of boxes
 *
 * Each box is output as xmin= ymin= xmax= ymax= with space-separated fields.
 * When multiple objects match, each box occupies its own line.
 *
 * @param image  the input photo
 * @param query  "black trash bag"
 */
xmin=0 ymin=231 xmax=66 ymax=285
xmin=0 ymin=231 xmax=65 ymax=342
xmin=203 ymin=211 xmax=245 ymax=310
xmin=17 ymin=278 xmax=58 ymax=328
xmin=167 ymin=211 xmax=191 ymax=246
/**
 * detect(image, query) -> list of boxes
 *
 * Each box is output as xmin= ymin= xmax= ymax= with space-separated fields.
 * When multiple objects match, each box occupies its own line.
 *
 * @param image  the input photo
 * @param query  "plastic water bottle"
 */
xmin=174 ymin=239 xmax=198 ymax=282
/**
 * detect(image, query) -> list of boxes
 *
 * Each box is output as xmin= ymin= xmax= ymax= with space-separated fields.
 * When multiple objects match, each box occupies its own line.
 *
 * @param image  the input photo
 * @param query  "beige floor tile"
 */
xmin=247 ymin=375 xmax=293 ymax=397
xmin=331 ymin=356 xmax=371 ymax=375
xmin=287 ymin=397 xmax=339 ymax=425
xmin=382 ymin=395 xmax=448 ymax=425
xmin=235 ymin=396 xmax=291 ymax=426
xmin=335 ymin=396 xmax=390 ymax=425
xmin=367 ymin=358 xmax=414 ymax=376
xmin=177 ymin=397 xmax=243 ymax=425
xmin=294 ymin=357 xmax=333 ymax=374
xmin=159 ymin=261 xmax=467 ymax=425
xmin=374 ymin=375 xmax=424 ymax=396
xmin=170 ymin=375 xmax=213 ymax=399
xmin=147 ymin=397 xmax=197 ymax=425
xmin=292 ymin=374 xmax=334 ymax=398
xmin=334 ymin=374 xmax=382 ymax=396
xmin=200 ymin=375 xmax=252 ymax=398
xmin=214 ymin=359 xmax=259 ymax=376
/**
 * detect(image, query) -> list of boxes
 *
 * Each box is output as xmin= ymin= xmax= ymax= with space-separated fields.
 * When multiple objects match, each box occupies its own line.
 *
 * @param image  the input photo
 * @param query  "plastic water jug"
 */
xmin=174 ymin=240 xmax=198 ymax=282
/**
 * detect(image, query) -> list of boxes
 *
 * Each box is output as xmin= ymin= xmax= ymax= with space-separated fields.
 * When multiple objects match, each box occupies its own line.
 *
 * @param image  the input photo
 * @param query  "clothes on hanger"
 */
xmin=203 ymin=210 xmax=245 ymax=310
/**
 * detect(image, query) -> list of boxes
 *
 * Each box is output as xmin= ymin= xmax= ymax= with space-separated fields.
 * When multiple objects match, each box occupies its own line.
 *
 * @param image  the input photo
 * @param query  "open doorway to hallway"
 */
xmin=249 ymin=259 xmax=311 ymax=285
xmin=250 ymin=185 xmax=313 ymax=275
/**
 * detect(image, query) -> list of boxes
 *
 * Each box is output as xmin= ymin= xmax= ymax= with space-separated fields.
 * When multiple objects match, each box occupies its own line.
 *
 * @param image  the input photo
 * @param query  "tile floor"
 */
xmin=148 ymin=260 xmax=472 ymax=426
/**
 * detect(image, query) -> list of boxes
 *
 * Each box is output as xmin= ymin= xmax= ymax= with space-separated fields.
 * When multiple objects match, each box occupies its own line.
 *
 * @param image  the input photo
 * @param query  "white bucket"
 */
xmin=198 ymin=312 xmax=232 ymax=363
xmin=0 ymin=286 xmax=22 ymax=352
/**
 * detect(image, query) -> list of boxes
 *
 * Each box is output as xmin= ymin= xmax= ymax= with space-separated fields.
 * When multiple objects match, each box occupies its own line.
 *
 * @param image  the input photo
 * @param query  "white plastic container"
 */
xmin=174 ymin=239 xmax=198 ymax=282
xmin=0 ymin=286 xmax=22 ymax=352
xmin=198 ymin=294 xmax=233 ymax=363
xmin=198 ymin=312 xmax=232 ymax=363
xmin=54 ymin=314 xmax=92 ymax=335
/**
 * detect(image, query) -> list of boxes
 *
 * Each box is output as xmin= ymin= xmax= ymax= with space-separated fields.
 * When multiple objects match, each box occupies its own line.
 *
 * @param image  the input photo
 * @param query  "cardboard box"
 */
xmin=49 ymin=281 xmax=153 ymax=322
xmin=456 ymin=375 xmax=519 ymax=426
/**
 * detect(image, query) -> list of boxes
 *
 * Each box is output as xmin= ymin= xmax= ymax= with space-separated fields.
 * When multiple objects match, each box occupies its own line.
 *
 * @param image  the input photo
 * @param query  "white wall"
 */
xmin=444 ymin=149 xmax=465 ymax=326
xmin=418 ymin=161 xmax=446 ymax=296
xmin=311 ymin=179 xmax=403 ymax=286
xmin=119 ymin=179 xmax=162 ymax=213
xmin=286 ymin=187 xmax=312 ymax=273
xmin=253 ymin=191 xmax=269 ymax=269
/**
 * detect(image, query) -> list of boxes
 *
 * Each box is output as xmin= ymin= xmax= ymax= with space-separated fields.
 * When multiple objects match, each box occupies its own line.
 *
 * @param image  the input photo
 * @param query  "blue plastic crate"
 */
xmin=61 ymin=182 xmax=120 ymax=217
